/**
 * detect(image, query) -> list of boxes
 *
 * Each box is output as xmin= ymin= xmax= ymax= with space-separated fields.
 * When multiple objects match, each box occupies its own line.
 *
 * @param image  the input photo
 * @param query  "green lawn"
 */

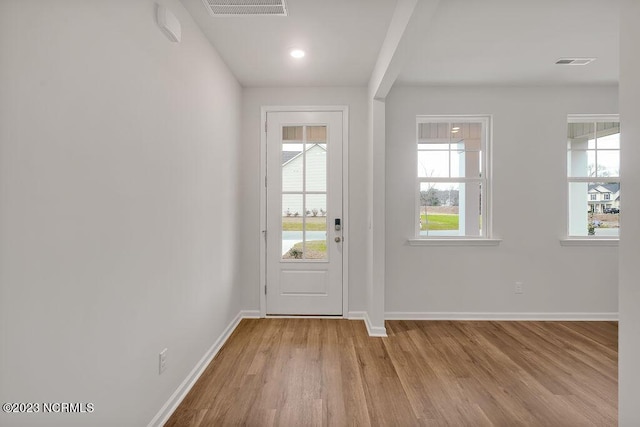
xmin=285 ymin=240 xmax=327 ymax=259
xmin=282 ymin=217 xmax=327 ymax=231
xmin=421 ymin=214 xmax=459 ymax=231
xmin=291 ymin=240 xmax=327 ymax=252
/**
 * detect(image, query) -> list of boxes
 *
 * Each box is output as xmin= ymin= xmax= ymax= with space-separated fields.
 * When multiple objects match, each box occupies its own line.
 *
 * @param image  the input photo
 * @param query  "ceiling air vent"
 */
xmin=555 ymin=58 xmax=596 ymax=65
xmin=202 ymin=0 xmax=288 ymax=16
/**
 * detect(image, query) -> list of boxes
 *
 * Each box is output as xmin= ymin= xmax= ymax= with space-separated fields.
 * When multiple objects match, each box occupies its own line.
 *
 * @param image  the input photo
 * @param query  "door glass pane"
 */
xmin=282 ymin=126 xmax=303 ymax=141
xmin=305 ymin=194 xmax=327 ymax=260
xmin=307 ymin=125 xmax=326 ymax=142
xmin=280 ymin=124 xmax=331 ymax=261
xmin=282 ymin=143 xmax=303 ymax=192
xmin=282 ymin=194 xmax=303 ymax=259
xmin=305 ymin=143 xmax=326 ymax=192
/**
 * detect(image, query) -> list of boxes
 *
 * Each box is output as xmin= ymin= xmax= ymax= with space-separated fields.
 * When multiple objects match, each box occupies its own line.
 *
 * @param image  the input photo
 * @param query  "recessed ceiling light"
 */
xmin=451 ymin=130 xmax=459 ymax=134
xmin=290 ymin=49 xmax=305 ymax=59
xmin=452 ymin=127 xmax=460 ymax=131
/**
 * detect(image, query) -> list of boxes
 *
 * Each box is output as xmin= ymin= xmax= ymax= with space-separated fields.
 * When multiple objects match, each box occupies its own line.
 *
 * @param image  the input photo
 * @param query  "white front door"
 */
xmin=266 ymin=111 xmax=343 ymax=315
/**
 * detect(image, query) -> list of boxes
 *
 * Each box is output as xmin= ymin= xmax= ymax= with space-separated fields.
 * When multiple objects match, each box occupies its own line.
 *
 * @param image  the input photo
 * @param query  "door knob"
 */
xmin=335 ymin=237 xmax=342 ymax=243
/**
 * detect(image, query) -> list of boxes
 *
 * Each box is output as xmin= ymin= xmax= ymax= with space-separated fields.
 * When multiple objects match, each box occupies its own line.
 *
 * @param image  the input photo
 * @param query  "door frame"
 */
xmin=260 ymin=106 xmax=349 ymax=317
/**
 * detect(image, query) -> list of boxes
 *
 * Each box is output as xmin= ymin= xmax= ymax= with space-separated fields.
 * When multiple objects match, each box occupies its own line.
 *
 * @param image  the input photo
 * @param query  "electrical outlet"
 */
xmin=515 ymin=282 xmax=524 ymax=294
xmin=159 ymin=348 xmax=167 ymax=374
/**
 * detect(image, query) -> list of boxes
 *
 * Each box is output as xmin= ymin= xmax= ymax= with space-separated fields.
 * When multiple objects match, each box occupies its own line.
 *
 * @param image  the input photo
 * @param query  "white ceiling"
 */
xmin=182 ymin=0 xmax=620 ymax=88
xmin=180 ymin=0 xmax=397 ymax=87
xmin=398 ymin=0 xmax=619 ymax=86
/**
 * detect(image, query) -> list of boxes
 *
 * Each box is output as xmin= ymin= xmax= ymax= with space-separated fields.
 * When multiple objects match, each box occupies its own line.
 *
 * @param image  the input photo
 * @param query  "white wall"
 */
xmin=385 ymin=85 xmax=619 ymax=316
xmin=240 ymin=87 xmax=369 ymax=313
xmin=0 ymin=1 xmax=243 ymax=426
xmin=619 ymin=0 xmax=640 ymax=423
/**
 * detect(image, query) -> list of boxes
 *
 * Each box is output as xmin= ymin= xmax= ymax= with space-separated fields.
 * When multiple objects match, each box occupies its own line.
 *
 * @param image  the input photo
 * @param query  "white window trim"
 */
xmin=408 ymin=238 xmax=501 ymax=246
xmin=564 ymin=114 xmax=620 ymax=242
xmin=559 ymin=238 xmax=619 ymax=247
xmin=411 ymin=115 xmax=495 ymax=245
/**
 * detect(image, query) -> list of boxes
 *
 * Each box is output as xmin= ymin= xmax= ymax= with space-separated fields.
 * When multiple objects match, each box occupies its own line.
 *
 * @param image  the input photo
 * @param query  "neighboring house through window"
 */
xmin=416 ymin=116 xmax=491 ymax=238
xmin=567 ymin=115 xmax=620 ymax=237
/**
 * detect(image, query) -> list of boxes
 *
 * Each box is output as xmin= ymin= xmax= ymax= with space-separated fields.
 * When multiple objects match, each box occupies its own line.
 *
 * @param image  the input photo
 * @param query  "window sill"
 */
xmin=408 ymin=238 xmax=502 ymax=247
xmin=559 ymin=238 xmax=619 ymax=247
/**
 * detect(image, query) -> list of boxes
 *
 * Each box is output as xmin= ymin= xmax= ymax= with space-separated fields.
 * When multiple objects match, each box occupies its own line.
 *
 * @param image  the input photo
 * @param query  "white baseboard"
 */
xmin=148 ymin=311 xmax=247 ymax=427
xmin=346 ymin=311 xmax=367 ymax=320
xmin=364 ymin=313 xmax=387 ymax=337
xmin=240 ymin=310 xmax=261 ymax=319
xmin=384 ymin=312 xmax=619 ymax=321
xmin=348 ymin=311 xmax=387 ymax=336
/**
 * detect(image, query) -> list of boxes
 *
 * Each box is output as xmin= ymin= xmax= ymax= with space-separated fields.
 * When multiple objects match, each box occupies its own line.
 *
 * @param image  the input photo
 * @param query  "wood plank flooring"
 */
xmin=166 ymin=319 xmax=617 ymax=426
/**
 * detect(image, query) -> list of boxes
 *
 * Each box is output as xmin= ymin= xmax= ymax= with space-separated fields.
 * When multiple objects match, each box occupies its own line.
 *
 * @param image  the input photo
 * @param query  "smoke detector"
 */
xmin=555 ymin=58 xmax=596 ymax=65
xmin=202 ymin=0 xmax=288 ymax=16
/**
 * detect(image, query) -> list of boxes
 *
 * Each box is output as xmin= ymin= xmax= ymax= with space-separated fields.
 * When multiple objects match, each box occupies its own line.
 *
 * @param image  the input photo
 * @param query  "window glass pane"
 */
xmin=450 ymin=150 xmax=482 ymax=179
xmin=418 ymin=150 xmax=449 ymax=177
xmin=596 ymin=122 xmax=620 ymax=148
xmin=449 ymin=122 xmax=482 ymax=142
xmin=282 ymin=194 xmax=303 ymax=259
xmin=568 ymin=122 xmax=594 ymax=143
xmin=587 ymin=150 xmax=596 ymax=177
xmin=419 ymin=122 xmax=450 ymax=139
xmin=597 ymin=150 xmax=620 ymax=177
xmin=597 ymin=130 xmax=620 ymax=149
xmin=419 ymin=182 xmax=459 ymax=236
xmin=282 ymin=143 xmax=303 ymax=191
xmin=569 ymin=182 xmax=620 ymax=237
xmin=450 ymin=123 xmax=463 ymax=140
xmin=419 ymin=182 xmax=481 ymax=237
xmin=567 ymin=149 xmax=596 ymax=178
xmin=305 ymin=143 xmax=326 ymax=192
xmin=418 ymin=143 xmax=449 ymax=150
xmin=450 ymin=151 xmax=463 ymax=178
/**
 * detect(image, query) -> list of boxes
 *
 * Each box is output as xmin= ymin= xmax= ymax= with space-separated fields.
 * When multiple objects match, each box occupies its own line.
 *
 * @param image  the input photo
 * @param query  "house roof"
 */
xmin=282 ymin=151 xmax=299 ymax=164
xmin=588 ymin=183 xmax=620 ymax=193
xmin=282 ymin=144 xmax=326 ymax=166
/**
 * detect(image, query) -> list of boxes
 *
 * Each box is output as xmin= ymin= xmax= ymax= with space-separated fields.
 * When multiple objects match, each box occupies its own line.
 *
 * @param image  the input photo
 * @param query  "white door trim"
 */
xmin=260 ymin=106 xmax=349 ymax=318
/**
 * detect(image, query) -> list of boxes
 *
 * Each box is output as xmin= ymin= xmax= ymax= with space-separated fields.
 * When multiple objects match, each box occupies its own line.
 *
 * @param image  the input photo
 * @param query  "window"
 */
xmin=416 ymin=116 xmax=490 ymax=238
xmin=567 ymin=115 xmax=620 ymax=238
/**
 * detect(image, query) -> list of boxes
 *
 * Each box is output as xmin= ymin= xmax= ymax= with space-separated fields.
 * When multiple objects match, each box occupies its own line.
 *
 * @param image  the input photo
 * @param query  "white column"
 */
xmin=619 ymin=0 xmax=640 ymax=424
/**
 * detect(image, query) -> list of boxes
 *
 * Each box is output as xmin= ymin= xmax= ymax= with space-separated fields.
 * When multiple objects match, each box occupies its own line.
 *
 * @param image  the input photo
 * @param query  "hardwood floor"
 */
xmin=166 ymin=319 xmax=617 ymax=426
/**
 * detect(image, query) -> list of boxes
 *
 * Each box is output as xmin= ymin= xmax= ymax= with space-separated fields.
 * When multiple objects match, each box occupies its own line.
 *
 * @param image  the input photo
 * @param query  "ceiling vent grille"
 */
xmin=202 ymin=0 xmax=288 ymax=16
xmin=555 ymin=58 xmax=596 ymax=66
